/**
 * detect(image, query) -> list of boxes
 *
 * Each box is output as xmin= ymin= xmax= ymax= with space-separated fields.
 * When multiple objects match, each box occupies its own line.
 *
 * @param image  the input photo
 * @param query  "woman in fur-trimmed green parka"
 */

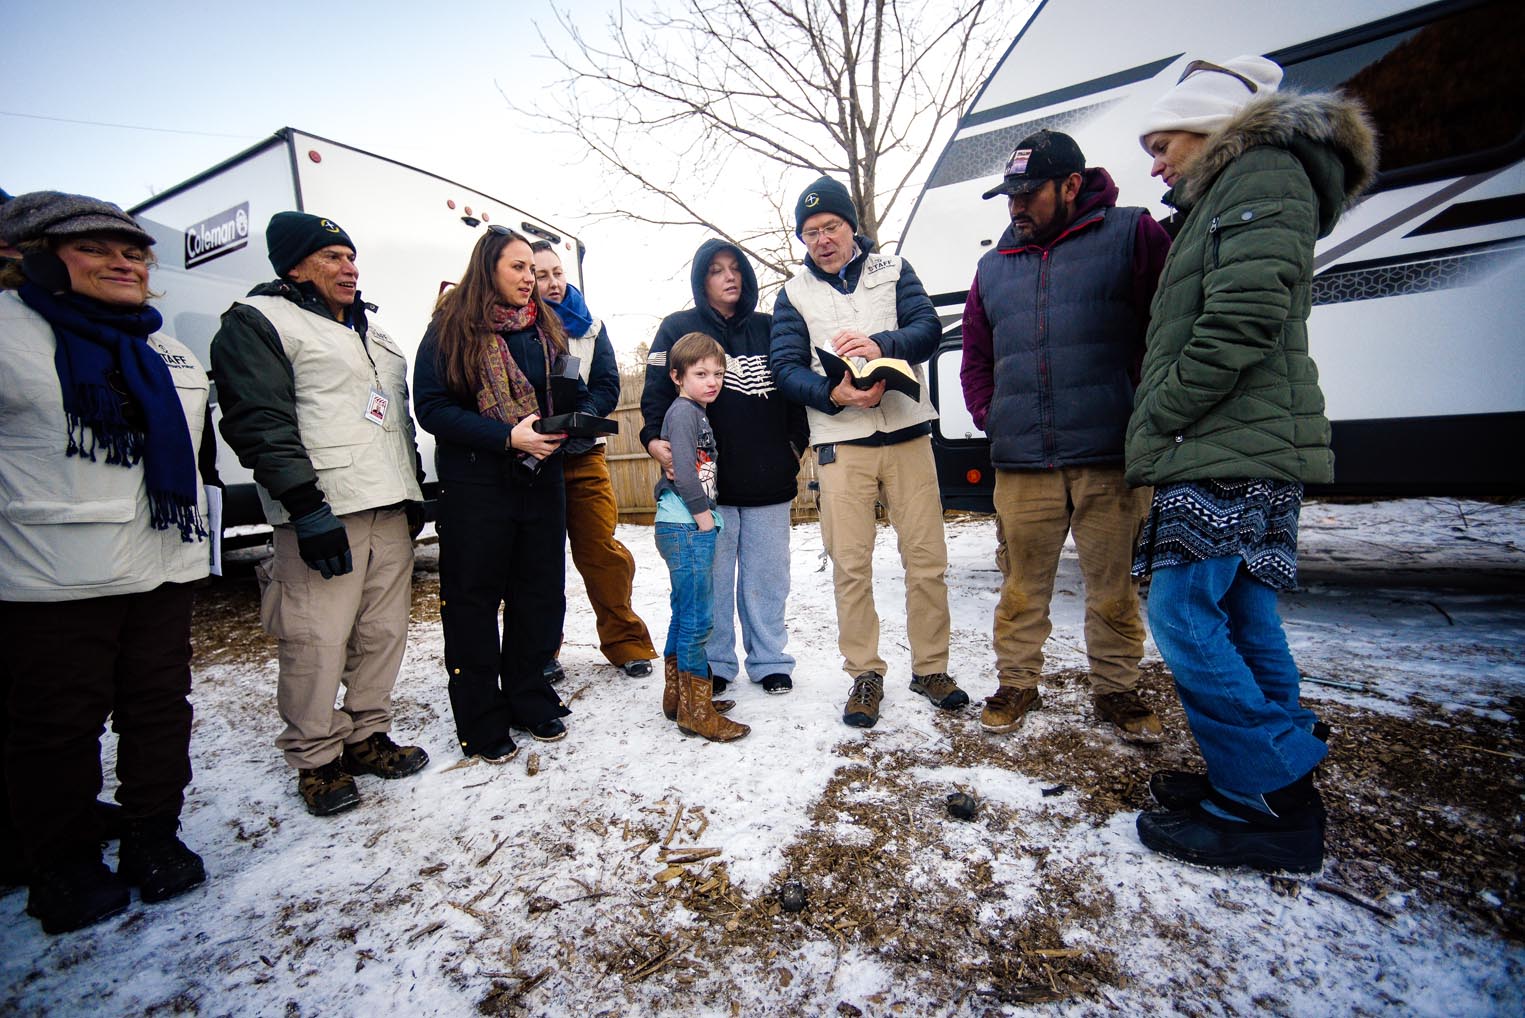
xmin=1126 ymin=82 xmax=1377 ymax=485
xmin=1126 ymin=56 xmax=1378 ymax=876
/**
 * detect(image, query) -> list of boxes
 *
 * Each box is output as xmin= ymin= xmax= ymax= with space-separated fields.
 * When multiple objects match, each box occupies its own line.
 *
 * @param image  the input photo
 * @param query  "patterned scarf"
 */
xmin=18 ymin=280 xmax=205 ymax=542
xmin=477 ymin=300 xmax=556 ymax=425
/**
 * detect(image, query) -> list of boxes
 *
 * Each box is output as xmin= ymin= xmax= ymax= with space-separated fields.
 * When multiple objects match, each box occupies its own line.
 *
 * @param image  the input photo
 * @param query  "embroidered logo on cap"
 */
xmin=1005 ymin=149 xmax=1032 ymax=175
xmin=320 ymin=219 xmax=341 ymax=233
xmin=804 ymin=193 xmax=820 ymax=208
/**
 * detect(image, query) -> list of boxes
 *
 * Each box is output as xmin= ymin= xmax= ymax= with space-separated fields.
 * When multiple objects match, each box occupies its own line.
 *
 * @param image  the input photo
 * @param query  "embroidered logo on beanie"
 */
xmin=804 ymin=193 xmax=820 ymax=208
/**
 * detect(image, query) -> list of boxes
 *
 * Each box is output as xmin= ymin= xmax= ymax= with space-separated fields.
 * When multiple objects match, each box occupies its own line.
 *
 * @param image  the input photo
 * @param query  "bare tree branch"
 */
xmin=516 ymin=0 xmax=1014 ymax=285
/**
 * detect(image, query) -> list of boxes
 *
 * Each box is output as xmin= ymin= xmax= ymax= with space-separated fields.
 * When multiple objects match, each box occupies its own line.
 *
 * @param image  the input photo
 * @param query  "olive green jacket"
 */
xmin=1125 ymin=90 xmax=1378 ymax=487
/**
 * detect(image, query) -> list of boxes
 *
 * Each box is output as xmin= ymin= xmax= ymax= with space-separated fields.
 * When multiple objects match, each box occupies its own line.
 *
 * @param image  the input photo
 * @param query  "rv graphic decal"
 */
xmin=184 ymin=202 xmax=250 ymax=269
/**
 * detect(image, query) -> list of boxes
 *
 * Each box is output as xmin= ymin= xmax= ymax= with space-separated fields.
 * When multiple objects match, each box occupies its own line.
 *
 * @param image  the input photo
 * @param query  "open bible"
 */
xmin=816 ymin=346 xmax=921 ymax=402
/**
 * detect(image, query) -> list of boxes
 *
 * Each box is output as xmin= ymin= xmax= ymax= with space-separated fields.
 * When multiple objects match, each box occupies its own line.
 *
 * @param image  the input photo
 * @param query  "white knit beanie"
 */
xmin=1138 ymin=55 xmax=1284 ymax=151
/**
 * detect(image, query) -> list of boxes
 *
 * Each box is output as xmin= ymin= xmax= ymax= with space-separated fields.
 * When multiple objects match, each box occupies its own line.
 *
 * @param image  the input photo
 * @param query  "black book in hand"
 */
xmin=815 ymin=347 xmax=921 ymax=402
xmin=532 ymin=412 xmax=620 ymax=438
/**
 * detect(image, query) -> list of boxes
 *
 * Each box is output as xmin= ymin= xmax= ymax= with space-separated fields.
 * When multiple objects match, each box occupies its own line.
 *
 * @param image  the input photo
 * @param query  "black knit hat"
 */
xmin=981 ymin=130 xmax=1086 ymax=200
xmin=266 ymin=211 xmax=355 ymax=277
xmin=0 ymin=190 xmax=155 ymax=247
xmin=794 ymin=176 xmax=858 ymax=238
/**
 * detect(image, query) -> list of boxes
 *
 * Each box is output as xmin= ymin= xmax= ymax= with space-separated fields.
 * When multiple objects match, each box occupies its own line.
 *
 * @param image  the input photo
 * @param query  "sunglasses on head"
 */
xmin=1178 ymin=59 xmax=1260 ymax=94
xmin=487 ymin=224 xmax=513 ymax=236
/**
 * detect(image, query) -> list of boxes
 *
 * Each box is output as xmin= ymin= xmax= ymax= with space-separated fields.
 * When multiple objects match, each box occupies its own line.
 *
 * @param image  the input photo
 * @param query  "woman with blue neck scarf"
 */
xmin=531 ymin=242 xmax=657 ymax=681
xmin=0 ymin=192 xmax=218 ymax=934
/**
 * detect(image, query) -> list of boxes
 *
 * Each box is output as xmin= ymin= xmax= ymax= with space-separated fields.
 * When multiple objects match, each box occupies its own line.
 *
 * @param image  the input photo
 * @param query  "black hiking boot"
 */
xmin=26 ymin=854 xmax=130 ymax=935
xmin=1137 ymin=774 xmax=1326 ymax=874
xmin=117 ymin=819 xmax=206 ymax=904
xmin=298 ymin=760 xmax=362 ymax=817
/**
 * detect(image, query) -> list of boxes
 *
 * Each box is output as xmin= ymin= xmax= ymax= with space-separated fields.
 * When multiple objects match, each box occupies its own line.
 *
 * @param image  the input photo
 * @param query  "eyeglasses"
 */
xmin=1177 ymin=59 xmax=1260 ymax=94
xmin=801 ymin=219 xmax=848 ymax=244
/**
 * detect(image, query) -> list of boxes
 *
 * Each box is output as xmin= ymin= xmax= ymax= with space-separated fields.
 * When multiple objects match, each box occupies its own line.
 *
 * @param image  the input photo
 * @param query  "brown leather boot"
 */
xmin=676 ymin=671 xmax=749 ymax=742
xmin=663 ymin=656 xmax=734 ymax=720
xmin=663 ymin=655 xmax=680 ymax=720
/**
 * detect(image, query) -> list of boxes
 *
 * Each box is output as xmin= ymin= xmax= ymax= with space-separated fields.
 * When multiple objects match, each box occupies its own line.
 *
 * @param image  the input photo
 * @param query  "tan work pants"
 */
xmin=563 ymin=446 xmax=656 ymax=665
xmin=260 ymin=507 xmax=413 ymax=769
xmin=817 ymin=436 xmax=950 ymax=678
xmin=992 ymin=466 xmax=1150 ymax=693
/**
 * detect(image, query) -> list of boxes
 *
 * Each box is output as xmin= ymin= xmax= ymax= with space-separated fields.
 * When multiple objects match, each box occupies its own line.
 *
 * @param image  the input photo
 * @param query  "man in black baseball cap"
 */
xmin=980 ymin=129 xmax=1089 ymax=245
xmin=962 ymin=128 xmax=1174 ymax=743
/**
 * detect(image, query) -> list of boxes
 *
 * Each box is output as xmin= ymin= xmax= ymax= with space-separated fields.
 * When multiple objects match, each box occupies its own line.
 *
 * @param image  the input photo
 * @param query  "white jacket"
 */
xmin=236 ymin=295 xmax=422 ymax=525
xmin=0 ymin=291 xmax=211 ymax=602
xmin=781 ymin=255 xmax=936 ymax=446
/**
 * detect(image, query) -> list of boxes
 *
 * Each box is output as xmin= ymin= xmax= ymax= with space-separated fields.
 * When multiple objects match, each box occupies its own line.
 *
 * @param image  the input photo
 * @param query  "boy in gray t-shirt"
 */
xmin=653 ymin=333 xmax=748 ymax=742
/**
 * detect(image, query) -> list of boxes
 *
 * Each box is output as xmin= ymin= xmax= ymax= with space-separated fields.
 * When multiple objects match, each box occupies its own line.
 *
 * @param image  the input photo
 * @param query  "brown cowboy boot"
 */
xmin=676 ymin=670 xmax=750 ymax=742
xmin=663 ymin=656 xmax=734 ymax=720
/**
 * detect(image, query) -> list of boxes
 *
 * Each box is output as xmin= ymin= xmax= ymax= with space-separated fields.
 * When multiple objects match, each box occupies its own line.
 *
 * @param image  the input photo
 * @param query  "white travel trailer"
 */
xmin=903 ymin=0 xmax=1524 ymax=508
xmin=129 ymin=128 xmax=586 ymax=531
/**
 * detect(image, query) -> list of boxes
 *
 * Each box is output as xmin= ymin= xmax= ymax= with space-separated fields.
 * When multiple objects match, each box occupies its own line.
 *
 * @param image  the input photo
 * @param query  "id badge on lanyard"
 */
xmin=365 ymin=387 xmax=389 ymax=426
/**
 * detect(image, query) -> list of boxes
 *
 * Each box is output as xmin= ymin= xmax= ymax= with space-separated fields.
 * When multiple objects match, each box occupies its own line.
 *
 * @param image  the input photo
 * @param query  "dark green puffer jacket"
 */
xmin=1125 ymin=90 xmax=1377 ymax=487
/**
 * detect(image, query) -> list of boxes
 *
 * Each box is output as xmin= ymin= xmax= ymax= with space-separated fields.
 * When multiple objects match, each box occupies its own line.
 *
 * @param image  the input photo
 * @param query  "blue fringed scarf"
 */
xmin=18 ymin=281 xmax=205 ymax=542
xmin=546 ymin=283 xmax=595 ymax=339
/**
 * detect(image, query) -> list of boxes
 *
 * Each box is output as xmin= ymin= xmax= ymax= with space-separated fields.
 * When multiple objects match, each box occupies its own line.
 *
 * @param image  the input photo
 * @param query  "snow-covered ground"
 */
xmin=3 ymin=498 xmax=1522 ymax=1017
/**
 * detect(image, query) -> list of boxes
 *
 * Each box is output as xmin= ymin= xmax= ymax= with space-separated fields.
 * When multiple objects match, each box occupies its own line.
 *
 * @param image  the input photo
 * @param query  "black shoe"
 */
xmin=117 ymin=820 xmax=206 ymax=904
xmin=543 ymin=659 xmax=566 ymax=684
xmin=1151 ymin=725 xmax=1330 ymax=810
xmin=522 ymin=718 xmax=567 ymax=742
xmin=761 ymin=674 xmax=793 ymax=694
xmin=473 ymin=735 xmax=520 ymax=765
xmin=26 ymin=856 xmax=130 ymax=935
xmin=341 ymin=732 xmax=429 ymax=779
xmin=1 ymin=830 xmax=27 ymax=888
xmin=711 ymin=669 xmax=729 ymax=696
xmin=621 ymin=659 xmax=653 ymax=678
xmin=298 ymin=760 xmax=362 ymax=817
xmin=1137 ymin=778 xmax=1325 ymax=874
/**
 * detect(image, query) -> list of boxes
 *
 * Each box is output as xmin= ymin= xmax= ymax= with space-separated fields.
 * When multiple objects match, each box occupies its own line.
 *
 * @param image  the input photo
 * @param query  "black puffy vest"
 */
xmin=977 ymin=205 xmax=1144 ymax=470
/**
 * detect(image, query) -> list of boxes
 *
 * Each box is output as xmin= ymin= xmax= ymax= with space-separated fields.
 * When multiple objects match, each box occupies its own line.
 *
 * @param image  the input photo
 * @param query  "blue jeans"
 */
xmin=708 ymin=502 xmax=795 ymax=682
xmin=655 ymin=523 xmax=718 ymax=676
xmin=1147 ymin=555 xmax=1326 ymax=797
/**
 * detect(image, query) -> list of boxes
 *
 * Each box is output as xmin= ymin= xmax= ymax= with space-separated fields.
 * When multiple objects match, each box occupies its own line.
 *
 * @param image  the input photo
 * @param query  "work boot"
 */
xmin=1150 ymin=722 xmax=1332 ymax=810
xmin=1137 ymin=774 xmax=1325 ymax=875
xmin=1093 ymin=690 xmax=1164 ymax=744
xmin=298 ymin=760 xmax=362 ymax=817
xmin=909 ymin=672 xmax=969 ymax=710
xmin=117 ymin=819 xmax=206 ymax=904
xmin=676 ymin=670 xmax=749 ymax=742
xmin=980 ymin=685 xmax=1041 ymax=734
xmin=663 ymin=656 xmax=733 ymax=719
xmin=543 ymin=659 xmax=566 ymax=684
xmin=842 ymin=672 xmax=884 ymax=729
xmin=26 ymin=854 xmax=130 ymax=935
xmin=340 ymin=732 xmax=429 ymax=779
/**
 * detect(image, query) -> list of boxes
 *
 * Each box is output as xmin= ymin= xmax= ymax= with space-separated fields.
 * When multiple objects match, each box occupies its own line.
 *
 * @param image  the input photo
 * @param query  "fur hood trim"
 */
xmin=1178 ymin=89 xmax=1379 ymax=207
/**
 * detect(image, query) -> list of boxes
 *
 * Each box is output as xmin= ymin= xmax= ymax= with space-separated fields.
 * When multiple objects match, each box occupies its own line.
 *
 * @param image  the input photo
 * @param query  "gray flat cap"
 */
xmin=0 ymin=190 xmax=155 ymax=247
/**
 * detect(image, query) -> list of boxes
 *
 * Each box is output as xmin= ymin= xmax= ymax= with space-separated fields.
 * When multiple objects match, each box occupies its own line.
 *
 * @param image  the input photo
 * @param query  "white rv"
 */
xmin=903 ymin=0 xmax=1524 ymax=507
xmin=129 ymin=128 xmax=586 ymax=531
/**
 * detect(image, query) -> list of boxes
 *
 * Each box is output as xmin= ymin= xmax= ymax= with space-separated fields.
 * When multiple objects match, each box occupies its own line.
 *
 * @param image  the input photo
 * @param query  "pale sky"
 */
xmin=1 ymin=0 xmax=762 ymax=358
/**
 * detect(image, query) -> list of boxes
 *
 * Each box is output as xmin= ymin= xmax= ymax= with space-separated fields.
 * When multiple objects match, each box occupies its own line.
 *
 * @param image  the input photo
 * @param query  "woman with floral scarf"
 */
xmin=414 ymin=227 xmax=595 ymax=763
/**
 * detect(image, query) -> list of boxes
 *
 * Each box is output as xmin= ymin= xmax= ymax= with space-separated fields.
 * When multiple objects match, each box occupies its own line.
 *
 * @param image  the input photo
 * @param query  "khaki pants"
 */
xmin=992 ymin=466 xmax=1150 ymax=694
xmin=817 ymin=436 xmax=950 ymax=677
xmin=563 ymin=446 xmax=656 ymax=665
xmin=260 ymin=508 xmax=413 ymax=770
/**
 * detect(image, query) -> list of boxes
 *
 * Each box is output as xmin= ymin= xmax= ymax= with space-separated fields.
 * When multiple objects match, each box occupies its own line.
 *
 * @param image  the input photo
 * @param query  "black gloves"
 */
xmin=289 ymin=505 xmax=352 ymax=579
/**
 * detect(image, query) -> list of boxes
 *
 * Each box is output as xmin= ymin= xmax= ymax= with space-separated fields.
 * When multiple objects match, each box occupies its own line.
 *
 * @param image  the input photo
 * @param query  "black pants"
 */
xmin=437 ymin=477 xmax=570 ymax=755
xmin=0 ymin=583 xmax=195 ymax=866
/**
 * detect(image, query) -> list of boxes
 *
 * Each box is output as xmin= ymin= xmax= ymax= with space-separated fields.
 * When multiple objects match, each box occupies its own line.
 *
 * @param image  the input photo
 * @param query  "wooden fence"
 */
xmin=606 ymin=368 xmax=820 ymax=523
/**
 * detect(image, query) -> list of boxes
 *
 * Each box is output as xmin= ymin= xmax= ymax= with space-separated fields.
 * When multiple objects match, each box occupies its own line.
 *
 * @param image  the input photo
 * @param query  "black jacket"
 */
xmin=639 ymin=239 xmax=808 ymax=507
xmin=414 ymin=320 xmax=593 ymax=488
